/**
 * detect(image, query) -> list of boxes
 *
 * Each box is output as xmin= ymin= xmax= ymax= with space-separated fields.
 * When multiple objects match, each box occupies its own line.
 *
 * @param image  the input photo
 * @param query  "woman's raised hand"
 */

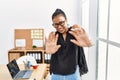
xmin=69 ymin=25 xmax=92 ymax=47
xmin=45 ymin=32 xmax=61 ymax=54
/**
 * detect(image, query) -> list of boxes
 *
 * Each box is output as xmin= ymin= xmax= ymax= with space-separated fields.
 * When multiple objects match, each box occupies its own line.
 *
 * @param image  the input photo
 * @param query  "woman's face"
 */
xmin=52 ymin=14 xmax=68 ymax=34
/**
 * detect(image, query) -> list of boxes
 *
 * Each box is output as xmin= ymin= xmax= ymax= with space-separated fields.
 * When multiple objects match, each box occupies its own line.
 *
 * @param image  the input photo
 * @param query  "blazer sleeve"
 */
xmin=78 ymin=47 xmax=88 ymax=76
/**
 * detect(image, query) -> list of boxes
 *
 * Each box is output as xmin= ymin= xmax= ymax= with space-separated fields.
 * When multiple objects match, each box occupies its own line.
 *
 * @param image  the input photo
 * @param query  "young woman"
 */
xmin=45 ymin=9 xmax=92 ymax=80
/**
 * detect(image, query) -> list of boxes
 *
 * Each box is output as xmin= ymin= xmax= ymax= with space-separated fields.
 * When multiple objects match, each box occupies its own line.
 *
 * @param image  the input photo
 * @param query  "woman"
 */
xmin=45 ymin=9 xmax=92 ymax=80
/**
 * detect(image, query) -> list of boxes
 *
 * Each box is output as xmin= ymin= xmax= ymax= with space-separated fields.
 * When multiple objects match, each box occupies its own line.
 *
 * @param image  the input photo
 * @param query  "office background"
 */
xmin=0 ymin=0 xmax=120 ymax=80
xmin=0 ymin=0 xmax=80 ymax=64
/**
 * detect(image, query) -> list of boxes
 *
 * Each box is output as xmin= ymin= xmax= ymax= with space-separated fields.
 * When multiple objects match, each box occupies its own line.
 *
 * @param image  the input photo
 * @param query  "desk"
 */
xmin=8 ymin=48 xmax=45 ymax=63
xmin=0 ymin=64 xmax=47 ymax=80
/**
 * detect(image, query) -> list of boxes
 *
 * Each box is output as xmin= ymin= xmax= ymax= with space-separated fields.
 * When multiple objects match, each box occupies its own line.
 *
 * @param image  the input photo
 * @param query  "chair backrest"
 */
xmin=16 ymin=55 xmax=37 ymax=65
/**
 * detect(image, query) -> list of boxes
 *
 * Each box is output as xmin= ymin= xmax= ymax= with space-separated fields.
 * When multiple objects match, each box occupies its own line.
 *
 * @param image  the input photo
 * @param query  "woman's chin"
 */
xmin=58 ymin=30 xmax=66 ymax=34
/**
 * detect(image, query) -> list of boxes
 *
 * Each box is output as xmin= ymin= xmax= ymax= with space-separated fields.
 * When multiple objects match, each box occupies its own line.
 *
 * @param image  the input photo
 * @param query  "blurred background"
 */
xmin=0 ymin=0 xmax=120 ymax=80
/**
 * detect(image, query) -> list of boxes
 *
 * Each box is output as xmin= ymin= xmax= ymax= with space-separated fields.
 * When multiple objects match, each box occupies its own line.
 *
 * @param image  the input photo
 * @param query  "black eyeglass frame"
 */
xmin=52 ymin=21 xmax=66 ymax=28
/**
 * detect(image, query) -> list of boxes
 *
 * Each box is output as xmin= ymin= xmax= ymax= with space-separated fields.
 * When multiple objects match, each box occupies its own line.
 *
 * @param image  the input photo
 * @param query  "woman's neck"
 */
xmin=62 ymin=27 xmax=68 ymax=41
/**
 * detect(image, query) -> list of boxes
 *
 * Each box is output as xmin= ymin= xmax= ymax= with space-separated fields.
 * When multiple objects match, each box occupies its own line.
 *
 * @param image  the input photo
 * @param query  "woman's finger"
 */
xmin=51 ymin=32 xmax=57 ymax=42
xmin=48 ymin=32 xmax=53 ymax=41
xmin=48 ymin=32 xmax=56 ymax=41
xmin=69 ymin=31 xmax=78 ymax=38
xmin=55 ymin=34 xmax=59 ymax=43
xmin=70 ymin=39 xmax=79 ymax=45
xmin=71 ymin=28 xmax=84 ymax=34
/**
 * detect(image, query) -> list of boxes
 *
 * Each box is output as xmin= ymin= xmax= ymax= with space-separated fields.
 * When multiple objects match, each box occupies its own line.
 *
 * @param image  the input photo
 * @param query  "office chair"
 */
xmin=16 ymin=55 xmax=37 ymax=65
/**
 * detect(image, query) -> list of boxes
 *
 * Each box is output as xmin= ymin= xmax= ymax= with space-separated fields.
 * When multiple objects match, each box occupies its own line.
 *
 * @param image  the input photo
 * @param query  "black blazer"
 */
xmin=77 ymin=46 xmax=88 ymax=76
xmin=50 ymin=27 xmax=88 ymax=76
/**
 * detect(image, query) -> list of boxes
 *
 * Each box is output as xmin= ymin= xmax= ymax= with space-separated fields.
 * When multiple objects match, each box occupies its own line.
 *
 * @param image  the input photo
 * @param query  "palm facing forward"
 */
xmin=45 ymin=32 xmax=61 ymax=54
xmin=69 ymin=25 xmax=92 ymax=47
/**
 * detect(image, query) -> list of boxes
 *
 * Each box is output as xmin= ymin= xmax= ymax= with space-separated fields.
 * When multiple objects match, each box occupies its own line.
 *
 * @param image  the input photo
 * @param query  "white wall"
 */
xmin=0 ymin=0 xmax=98 ymax=80
xmin=0 ymin=0 xmax=79 ymax=64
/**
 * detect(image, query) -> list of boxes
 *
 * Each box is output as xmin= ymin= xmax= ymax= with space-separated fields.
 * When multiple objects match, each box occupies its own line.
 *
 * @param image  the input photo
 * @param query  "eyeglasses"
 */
xmin=52 ymin=21 xmax=65 ymax=28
